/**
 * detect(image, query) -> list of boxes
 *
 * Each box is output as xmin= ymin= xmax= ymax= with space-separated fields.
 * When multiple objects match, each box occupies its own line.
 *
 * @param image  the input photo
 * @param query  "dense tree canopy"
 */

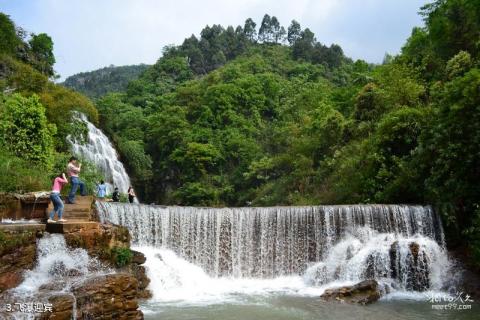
xmin=63 ymin=64 xmax=150 ymax=99
xmin=1 ymin=1 xmax=480 ymax=267
xmin=0 ymin=13 xmax=102 ymax=192
xmin=94 ymin=2 xmax=480 ymax=267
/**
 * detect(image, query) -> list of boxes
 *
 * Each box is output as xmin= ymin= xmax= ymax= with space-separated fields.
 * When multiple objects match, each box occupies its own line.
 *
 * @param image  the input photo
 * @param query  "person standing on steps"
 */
xmin=67 ymin=156 xmax=87 ymax=204
xmin=96 ymin=180 xmax=107 ymax=201
xmin=48 ymin=173 xmax=68 ymax=223
xmin=112 ymin=187 xmax=120 ymax=202
xmin=128 ymin=186 xmax=136 ymax=203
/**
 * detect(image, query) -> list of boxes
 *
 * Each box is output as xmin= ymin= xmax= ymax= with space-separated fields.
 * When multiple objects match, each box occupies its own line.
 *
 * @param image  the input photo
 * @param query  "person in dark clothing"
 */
xmin=128 ymin=186 xmax=136 ymax=203
xmin=112 ymin=187 xmax=120 ymax=202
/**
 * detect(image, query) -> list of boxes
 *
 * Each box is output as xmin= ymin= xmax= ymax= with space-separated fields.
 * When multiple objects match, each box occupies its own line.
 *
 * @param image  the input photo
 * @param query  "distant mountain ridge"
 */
xmin=62 ymin=64 xmax=150 ymax=99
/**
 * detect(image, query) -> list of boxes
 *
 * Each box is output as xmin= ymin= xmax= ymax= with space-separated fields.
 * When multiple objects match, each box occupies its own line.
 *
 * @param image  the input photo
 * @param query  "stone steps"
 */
xmin=46 ymin=196 xmax=93 ymax=218
xmin=0 ymin=223 xmax=46 ymax=232
xmin=46 ymin=221 xmax=100 ymax=233
xmin=45 ymin=196 xmax=97 ymax=233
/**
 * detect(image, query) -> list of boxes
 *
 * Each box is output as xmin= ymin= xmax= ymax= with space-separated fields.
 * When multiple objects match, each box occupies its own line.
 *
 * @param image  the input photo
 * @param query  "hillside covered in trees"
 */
xmin=95 ymin=3 xmax=480 ymax=266
xmin=1 ymin=0 xmax=479 ymax=268
xmin=63 ymin=64 xmax=150 ymax=99
xmin=0 ymin=12 xmax=103 ymax=194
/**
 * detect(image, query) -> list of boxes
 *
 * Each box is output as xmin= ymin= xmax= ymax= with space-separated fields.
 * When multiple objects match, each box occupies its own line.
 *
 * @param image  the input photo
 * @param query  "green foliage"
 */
xmin=0 ymin=13 xmax=58 ymax=77
xmin=0 ymin=230 xmax=35 ymax=255
xmin=417 ymin=68 xmax=480 ymax=245
xmin=111 ymin=246 xmax=133 ymax=267
xmin=421 ymin=0 xmax=480 ymax=60
xmin=63 ymin=64 xmax=150 ymax=99
xmin=28 ymin=33 xmax=55 ymax=77
xmin=0 ymin=13 xmax=21 ymax=56
xmin=0 ymin=94 xmax=56 ymax=166
xmin=0 ymin=147 xmax=51 ymax=192
xmin=0 ymin=55 xmax=98 ymax=150
xmin=445 ymin=50 xmax=472 ymax=79
xmin=2 ymin=2 xmax=475 ymax=266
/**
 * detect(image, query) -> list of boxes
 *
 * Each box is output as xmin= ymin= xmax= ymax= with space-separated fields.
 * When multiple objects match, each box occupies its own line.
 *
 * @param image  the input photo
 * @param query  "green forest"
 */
xmin=63 ymin=64 xmax=150 ymax=99
xmin=0 ymin=0 xmax=479 ymax=267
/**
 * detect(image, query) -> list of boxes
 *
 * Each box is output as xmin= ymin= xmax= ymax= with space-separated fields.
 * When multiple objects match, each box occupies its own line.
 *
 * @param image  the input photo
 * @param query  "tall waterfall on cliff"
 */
xmin=97 ymin=203 xmax=452 ymax=298
xmin=68 ymin=113 xmax=131 ymax=194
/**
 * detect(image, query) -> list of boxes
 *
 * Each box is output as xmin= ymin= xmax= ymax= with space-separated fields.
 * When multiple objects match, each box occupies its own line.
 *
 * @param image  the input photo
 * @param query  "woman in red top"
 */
xmin=48 ymin=173 xmax=69 ymax=223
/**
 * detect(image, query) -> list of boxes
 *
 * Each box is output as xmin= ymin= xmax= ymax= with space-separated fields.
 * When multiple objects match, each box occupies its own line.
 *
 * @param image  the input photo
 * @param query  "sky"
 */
xmin=1 ymin=0 xmax=428 ymax=80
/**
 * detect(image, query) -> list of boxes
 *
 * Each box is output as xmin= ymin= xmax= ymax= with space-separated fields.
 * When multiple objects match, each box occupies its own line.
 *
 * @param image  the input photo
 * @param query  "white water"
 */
xmin=97 ymin=203 xmax=453 ymax=306
xmin=14 ymin=234 xmax=106 ymax=295
xmin=5 ymin=234 xmax=109 ymax=320
xmin=0 ymin=218 xmax=40 ymax=224
xmin=68 ymin=113 xmax=132 ymax=194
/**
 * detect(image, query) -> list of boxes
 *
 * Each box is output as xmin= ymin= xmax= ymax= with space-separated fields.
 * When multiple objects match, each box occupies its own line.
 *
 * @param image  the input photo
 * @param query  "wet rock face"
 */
xmin=63 ymin=223 xmax=131 ymax=264
xmin=38 ymin=293 xmax=75 ymax=320
xmin=0 ymin=230 xmax=39 ymax=292
xmin=320 ymin=279 xmax=381 ymax=304
xmin=72 ymin=273 xmax=143 ymax=320
xmin=131 ymin=250 xmax=147 ymax=265
xmin=121 ymin=250 xmax=152 ymax=299
xmin=389 ymin=241 xmax=430 ymax=291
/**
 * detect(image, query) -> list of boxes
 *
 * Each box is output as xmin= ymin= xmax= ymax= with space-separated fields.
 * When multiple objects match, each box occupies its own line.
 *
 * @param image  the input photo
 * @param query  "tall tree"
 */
xmin=421 ymin=0 xmax=480 ymax=60
xmin=258 ymin=14 xmax=273 ymax=43
xmin=292 ymin=28 xmax=316 ymax=60
xmin=270 ymin=16 xmax=285 ymax=44
xmin=287 ymin=20 xmax=302 ymax=45
xmin=243 ymin=18 xmax=257 ymax=42
xmin=28 ymin=33 xmax=56 ymax=77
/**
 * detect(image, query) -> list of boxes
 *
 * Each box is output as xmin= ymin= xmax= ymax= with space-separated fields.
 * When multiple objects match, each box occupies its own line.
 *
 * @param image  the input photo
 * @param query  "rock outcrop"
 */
xmin=62 ymin=222 xmax=152 ymax=298
xmin=120 ymin=250 xmax=152 ymax=299
xmin=39 ymin=274 xmax=144 ymax=319
xmin=38 ymin=293 xmax=76 ymax=320
xmin=0 ymin=229 xmax=41 ymax=292
xmin=390 ymin=241 xmax=430 ymax=291
xmin=72 ymin=273 xmax=143 ymax=320
xmin=320 ymin=279 xmax=381 ymax=304
xmin=0 ymin=195 xmax=150 ymax=320
xmin=63 ymin=222 xmax=131 ymax=263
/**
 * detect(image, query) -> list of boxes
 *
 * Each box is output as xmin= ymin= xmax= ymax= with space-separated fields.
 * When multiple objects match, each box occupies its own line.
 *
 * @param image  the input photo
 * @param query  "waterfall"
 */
xmin=96 ymin=203 xmax=451 ymax=294
xmin=68 ymin=113 xmax=131 ymax=194
xmin=6 ymin=234 xmax=109 ymax=320
xmin=14 ymin=234 xmax=106 ymax=295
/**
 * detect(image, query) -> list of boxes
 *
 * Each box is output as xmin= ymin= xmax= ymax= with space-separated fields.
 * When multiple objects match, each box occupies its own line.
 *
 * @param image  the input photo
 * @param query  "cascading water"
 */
xmin=4 ymin=234 xmax=109 ymax=320
xmin=68 ymin=113 xmax=132 ymax=194
xmin=14 ymin=234 xmax=105 ymax=294
xmin=96 ymin=202 xmax=453 ymax=304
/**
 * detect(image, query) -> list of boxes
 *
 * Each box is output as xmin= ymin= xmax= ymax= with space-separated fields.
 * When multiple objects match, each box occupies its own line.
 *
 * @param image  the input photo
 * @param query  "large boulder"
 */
xmin=72 ymin=273 xmax=143 ymax=319
xmin=131 ymin=250 xmax=147 ymax=265
xmin=320 ymin=279 xmax=381 ymax=304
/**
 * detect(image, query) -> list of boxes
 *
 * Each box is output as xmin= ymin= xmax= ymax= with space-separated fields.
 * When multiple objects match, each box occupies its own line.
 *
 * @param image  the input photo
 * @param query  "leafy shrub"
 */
xmin=0 ymin=147 xmax=50 ymax=192
xmin=0 ymin=93 xmax=56 ymax=166
xmin=111 ymin=246 xmax=132 ymax=267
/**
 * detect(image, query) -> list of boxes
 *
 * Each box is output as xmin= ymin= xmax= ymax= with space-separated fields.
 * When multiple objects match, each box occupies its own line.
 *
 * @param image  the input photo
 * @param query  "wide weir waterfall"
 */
xmin=96 ymin=202 xmax=452 ymax=297
xmin=68 ymin=113 xmax=131 ymax=194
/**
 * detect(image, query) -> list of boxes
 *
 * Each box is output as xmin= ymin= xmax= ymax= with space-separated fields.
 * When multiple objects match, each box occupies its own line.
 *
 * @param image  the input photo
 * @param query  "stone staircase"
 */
xmin=46 ymin=196 xmax=100 ymax=233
